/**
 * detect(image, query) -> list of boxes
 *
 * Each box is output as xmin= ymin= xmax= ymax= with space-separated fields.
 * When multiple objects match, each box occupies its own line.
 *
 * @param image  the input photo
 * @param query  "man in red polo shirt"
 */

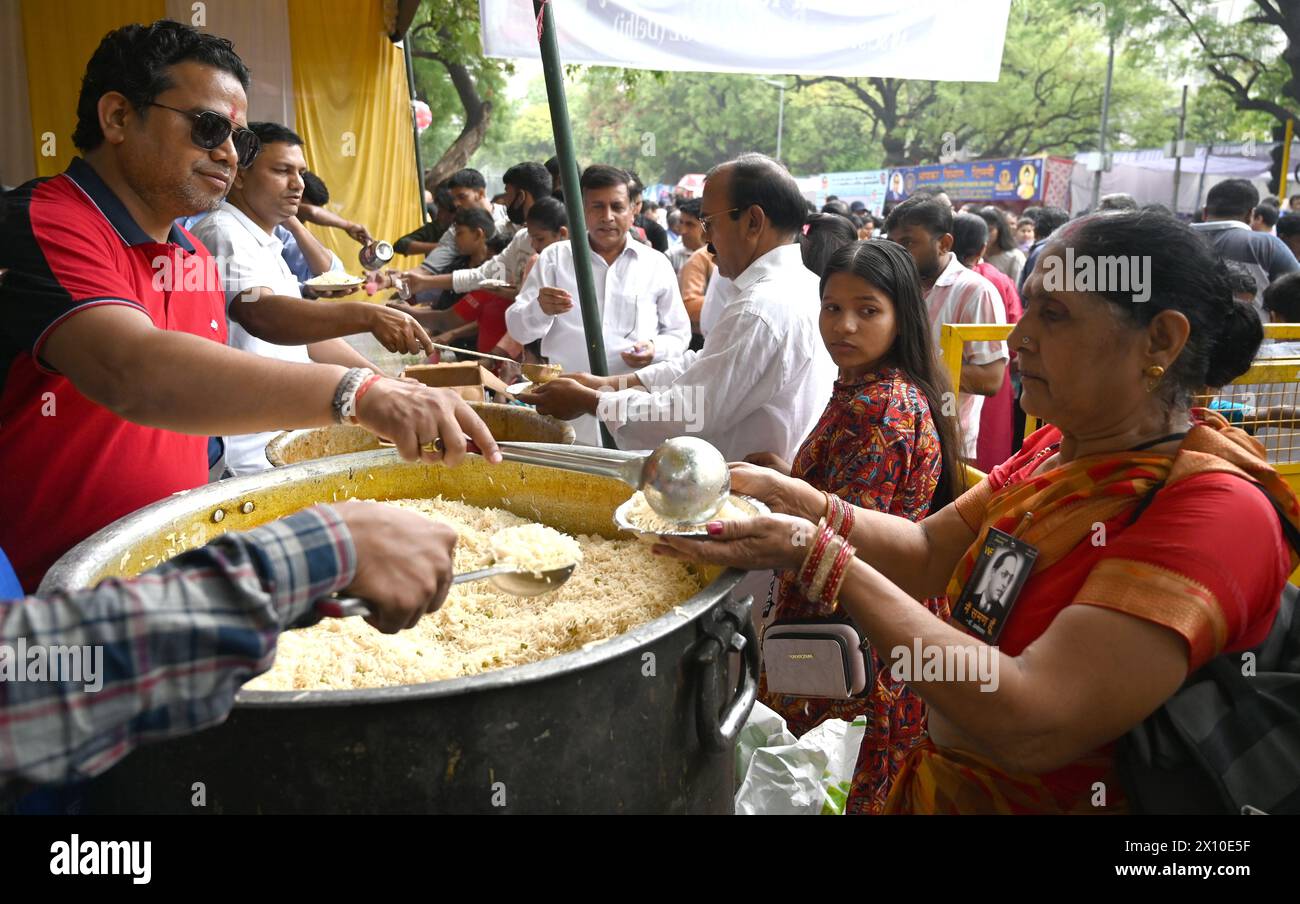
xmin=0 ymin=21 xmax=500 ymax=591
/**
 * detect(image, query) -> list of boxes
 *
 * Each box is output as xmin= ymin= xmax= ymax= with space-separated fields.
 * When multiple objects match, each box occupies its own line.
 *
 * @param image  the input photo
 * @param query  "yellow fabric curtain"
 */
xmin=21 ymin=0 xmax=165 ymax=177
xmin=287 ymin=0 xmax=424 ymax=274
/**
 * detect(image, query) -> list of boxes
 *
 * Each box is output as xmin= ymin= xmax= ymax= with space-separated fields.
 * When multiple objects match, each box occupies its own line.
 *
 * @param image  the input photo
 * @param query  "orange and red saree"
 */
xmin=884 ymin=409 xmax=1299 ymax=814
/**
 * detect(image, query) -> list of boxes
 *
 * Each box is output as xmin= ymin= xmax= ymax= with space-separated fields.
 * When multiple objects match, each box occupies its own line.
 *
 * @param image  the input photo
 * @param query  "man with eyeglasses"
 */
xmin=523 ymin=153 xmax=835 ymax=463
xmin=0 ymin=20 xmax=500 ymax=592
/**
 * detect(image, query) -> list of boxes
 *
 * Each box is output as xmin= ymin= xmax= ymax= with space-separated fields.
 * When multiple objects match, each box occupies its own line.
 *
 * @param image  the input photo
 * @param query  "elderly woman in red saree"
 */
xmin=657 ymin=209 xmax=1298 ymax=814
xmin=743 ymin=239 xmax=963 ymax=814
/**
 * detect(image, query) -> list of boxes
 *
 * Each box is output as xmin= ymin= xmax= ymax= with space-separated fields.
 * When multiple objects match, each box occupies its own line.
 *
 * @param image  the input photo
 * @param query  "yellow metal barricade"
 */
xmin=1194 ymin=358 xmax=1300 ymax=479
xmin=938 ymin=323 xmax=1043 ymax=437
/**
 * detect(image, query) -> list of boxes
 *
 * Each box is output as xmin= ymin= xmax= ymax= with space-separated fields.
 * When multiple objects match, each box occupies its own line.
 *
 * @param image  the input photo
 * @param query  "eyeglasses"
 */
xmin=699 ymin=207 xmax=740 ymax=236
xmin=146 ymin=103 xmax=261 ymax=168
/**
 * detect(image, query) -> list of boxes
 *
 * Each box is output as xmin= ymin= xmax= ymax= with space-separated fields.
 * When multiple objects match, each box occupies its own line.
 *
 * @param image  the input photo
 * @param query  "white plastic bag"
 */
xmin=734 ymin=703 xmax=865 ymax=815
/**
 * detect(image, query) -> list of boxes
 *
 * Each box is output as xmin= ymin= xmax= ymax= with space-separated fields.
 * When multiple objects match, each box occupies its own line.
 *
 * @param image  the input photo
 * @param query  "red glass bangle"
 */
xmin=800 ymin=528 xmax=831 ymax=586
xmin=799 ymin=522 xmax=834 ymax=587
xmin=822 ymin=539 xmax=856 ymax=605
xmin=827 ymin=494 xmax=854 ymax=538
xmin=837 ymin=497 xmax=855 ymax=538
xmin=824 ymin=492 xmax=840 ymax=534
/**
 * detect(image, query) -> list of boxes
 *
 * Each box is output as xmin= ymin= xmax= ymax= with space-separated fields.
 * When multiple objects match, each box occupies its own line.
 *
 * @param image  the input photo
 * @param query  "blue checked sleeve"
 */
xmin=0 ymin=505 xmax=356 ymax=791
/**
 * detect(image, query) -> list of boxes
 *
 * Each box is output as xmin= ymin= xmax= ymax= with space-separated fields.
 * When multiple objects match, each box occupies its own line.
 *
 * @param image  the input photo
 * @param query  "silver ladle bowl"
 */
xmin=484 ymin=436 xmax=731 ymax=525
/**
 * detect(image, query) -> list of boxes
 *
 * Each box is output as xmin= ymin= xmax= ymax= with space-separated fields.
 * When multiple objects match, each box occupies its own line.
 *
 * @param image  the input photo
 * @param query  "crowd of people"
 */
xmin=1 ymin=18 xmax=1298 ymax=815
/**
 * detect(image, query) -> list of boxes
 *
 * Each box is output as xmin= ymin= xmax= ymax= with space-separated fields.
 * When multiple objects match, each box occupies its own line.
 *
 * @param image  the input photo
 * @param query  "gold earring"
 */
xmin=1144 ymin=364 xmax=1166 ymax=393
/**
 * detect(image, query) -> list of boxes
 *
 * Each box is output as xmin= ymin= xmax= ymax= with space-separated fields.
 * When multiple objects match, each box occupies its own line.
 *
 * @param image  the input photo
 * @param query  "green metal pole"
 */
xmin=534 ymin=0 xmax=613 ymax=447
xmin=533 ymin=0 xmax=607 ymax=380
xmin=403 ymin=38 xmax=430 ymax=225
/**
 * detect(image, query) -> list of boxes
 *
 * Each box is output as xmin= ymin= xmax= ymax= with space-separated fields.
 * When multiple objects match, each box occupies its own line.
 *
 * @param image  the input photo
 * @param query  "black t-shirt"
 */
xmin=636 ymin=215 xmax=669 ymax=253
xmin=393 ymin=220 xmax=448 ymax=255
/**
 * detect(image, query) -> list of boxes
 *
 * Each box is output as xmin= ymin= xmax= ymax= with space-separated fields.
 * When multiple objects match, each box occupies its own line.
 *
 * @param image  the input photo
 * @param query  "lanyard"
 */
xmin=1129 ymin=431 xmax=1189 ymax=452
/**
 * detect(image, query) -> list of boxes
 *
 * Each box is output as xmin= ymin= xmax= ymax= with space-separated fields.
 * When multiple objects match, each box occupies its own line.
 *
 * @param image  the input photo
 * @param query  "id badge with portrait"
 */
xmin=950 ymin=528 xmax=1038 ymax=644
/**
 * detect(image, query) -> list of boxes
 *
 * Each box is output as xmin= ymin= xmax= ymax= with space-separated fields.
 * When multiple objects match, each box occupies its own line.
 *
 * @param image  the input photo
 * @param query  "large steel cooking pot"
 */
xmin=40 ymin=450 xmax=758 ymax=814
xmin=264 ymin=401 xmax=575 ymax=467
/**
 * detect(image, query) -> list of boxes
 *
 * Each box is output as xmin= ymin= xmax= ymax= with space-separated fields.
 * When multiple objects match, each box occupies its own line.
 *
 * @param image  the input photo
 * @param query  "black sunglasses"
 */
xmin=146 ymin=103 xmax=261 ymax=167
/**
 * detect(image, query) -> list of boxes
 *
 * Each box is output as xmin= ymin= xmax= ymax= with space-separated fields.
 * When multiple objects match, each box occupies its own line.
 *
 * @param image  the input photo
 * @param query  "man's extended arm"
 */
xmin=297 ymin=202 xmax=372 ymax=246
xmin=0 ymin=507 xmax=356 ymax=790
xmin=230 ymin=287 xmax=432 ymax=355
xmin=393 ymin=220 xmax=444 ymax=256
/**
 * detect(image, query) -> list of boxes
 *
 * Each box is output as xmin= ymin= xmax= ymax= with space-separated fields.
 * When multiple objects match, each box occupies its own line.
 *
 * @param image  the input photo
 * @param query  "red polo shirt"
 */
xmin=0 ymin=158 xmax=228 ymax=591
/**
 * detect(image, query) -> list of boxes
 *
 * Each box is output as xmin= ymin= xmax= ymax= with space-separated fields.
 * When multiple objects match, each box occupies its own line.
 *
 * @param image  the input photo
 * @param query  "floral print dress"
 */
xmin=760 ymin=366 xmax=947 ymax=814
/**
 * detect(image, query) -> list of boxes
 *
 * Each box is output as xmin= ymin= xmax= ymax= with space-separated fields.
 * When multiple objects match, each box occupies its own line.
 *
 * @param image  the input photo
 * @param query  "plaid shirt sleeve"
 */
xmin=0 ymin=505 xmax=356 ymax=791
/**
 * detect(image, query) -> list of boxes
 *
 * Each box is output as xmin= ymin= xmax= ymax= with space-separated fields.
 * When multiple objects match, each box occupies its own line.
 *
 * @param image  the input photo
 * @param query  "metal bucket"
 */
xmin=40 ymin=450 xmax=757 ymax=814
xmin=264 ymin=402 xmax=575 ymax=467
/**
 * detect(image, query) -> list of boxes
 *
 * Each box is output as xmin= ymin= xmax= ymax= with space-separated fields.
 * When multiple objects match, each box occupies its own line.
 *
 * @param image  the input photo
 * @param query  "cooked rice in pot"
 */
xmin=244 ymin=497 xmax=702 ymax=691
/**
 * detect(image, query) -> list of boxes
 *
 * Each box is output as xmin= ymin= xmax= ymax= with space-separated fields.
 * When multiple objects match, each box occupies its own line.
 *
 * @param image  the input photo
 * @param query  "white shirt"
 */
xmin=192 ymin=202 xmax=312 ymax=476
xmin=699 ymin=266 xmax=737 ymax=338
xmin=506 ymin=235 xmax=690 ymax=444
xmin=601 ymin=243 xmax=836 ymax=461
xmin=421 ymin=203 xmax=513 ymax=274
xmin=924 ymin=255 xmax=1008 ymax=460
xmin=450 ymin=226 xmax=533 ymax=293
xmin=667 ymin=243 xmax=692 ymax=274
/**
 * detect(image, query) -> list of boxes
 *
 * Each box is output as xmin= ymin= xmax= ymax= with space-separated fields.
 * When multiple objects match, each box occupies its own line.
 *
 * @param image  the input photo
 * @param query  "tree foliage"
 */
xmin=791 ymin=0 xmax=1179 ymax=165
xmin=1141 ymin=0 xmax=1298 ymax=126
xmin=460 ymin=0 xmax=1292 ymax=184
xmin=407 ymin=0 xmax=513 ymax=188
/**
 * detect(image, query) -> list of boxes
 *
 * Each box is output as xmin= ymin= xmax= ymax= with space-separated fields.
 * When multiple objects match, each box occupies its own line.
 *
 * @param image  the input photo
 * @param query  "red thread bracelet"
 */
xmin=349 ymin=374 xmax=383 ymax=423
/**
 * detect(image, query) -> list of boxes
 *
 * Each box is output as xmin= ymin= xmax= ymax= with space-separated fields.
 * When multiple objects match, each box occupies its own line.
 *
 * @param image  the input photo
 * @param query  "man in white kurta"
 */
xmin=505 ymin=165 xmax=689 ymax=444
xmin=522 ymin=154 xmax=835 ymax=462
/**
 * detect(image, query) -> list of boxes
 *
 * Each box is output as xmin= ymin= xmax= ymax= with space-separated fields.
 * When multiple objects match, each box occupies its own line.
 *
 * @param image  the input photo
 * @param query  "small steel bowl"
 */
xmin=613 ymin=493 xmax=770 ymax=542
xmin=522 ymin=363 xmax=563 ymax=384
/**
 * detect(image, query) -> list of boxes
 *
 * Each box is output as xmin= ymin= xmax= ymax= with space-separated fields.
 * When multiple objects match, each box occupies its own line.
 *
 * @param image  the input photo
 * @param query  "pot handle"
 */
xmin=693 ymin=594 xmax=759 ymax=752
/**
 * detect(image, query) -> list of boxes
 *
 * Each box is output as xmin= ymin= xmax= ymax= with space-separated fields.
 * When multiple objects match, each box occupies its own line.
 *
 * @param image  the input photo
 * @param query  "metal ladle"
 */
xmin=385 ymin=420 xmax=729 ymax=524
xmin=400 ymin=435 xmax=731 ymax=524
xmin=318 ymin=561 xmax=577 ymax=618
xmin=489 ymin=436 xmax=731 ymax=525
